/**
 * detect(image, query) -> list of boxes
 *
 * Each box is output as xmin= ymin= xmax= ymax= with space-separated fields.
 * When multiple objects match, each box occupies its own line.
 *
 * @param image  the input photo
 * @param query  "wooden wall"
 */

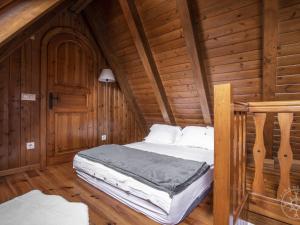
xmin=98 ymin=82 xmax=144 ymax=145
xmin=274 ymin=0 xmax=300 ymax=159
xmin=0 ymin=41 xmax=40 ymax=173
xmin=0 ymin=10 xmax=143 ymax=174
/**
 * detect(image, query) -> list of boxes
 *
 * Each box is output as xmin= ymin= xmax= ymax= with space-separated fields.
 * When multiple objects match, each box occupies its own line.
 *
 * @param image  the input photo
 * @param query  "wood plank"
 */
xmin=0 ymin=0 xmax=13 ymax=10
xmin=213 ymin=83 xmax=233 ymax=225
xmin=0 ymin=0 xmax=73 ymax=63
xmin=177 ymin=0 xmax=211 ymax=124
xmin=0 ymin=163 xmax=214 ymax=225
xmin=119 ymin=0 xmax=175 ymax=124
xmin=82 ymin=8 xmax=148 ymax=134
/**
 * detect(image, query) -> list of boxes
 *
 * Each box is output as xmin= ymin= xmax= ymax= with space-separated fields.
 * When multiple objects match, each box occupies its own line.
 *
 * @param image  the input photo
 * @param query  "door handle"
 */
xmin=49 ymin=92 xmax=59 ymax=109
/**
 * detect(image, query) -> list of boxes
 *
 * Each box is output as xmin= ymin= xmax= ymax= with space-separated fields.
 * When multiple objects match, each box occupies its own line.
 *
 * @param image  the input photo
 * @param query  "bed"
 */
xmin=73 ymin=141 xmax=214 ymax=225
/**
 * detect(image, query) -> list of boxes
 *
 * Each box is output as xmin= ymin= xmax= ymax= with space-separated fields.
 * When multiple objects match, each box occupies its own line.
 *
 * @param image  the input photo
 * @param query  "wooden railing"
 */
xmin=248 ymin=101 xmax=300 ymax=225
xmin=213 ymin=84 xmax=248 ymax=225
xmin=214 ymin=83 xmax=300 ymax=225
xmin=249 ymin=102 xmax=298 ymax=198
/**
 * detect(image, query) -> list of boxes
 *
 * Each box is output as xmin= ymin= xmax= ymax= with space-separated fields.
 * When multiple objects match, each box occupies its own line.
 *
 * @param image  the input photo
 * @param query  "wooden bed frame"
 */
xmin=213 ymin=83 xmax=300 ymax=225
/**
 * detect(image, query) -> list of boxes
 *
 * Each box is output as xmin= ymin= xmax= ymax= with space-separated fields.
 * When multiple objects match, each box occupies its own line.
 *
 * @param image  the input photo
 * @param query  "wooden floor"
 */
xmin=0 ymin=163 xmax=214 ymax=225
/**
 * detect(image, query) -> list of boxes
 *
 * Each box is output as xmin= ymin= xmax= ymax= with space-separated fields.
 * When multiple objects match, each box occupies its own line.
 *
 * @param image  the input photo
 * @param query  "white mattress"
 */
xmin=73 ymin=142 xmax=214 ymax=224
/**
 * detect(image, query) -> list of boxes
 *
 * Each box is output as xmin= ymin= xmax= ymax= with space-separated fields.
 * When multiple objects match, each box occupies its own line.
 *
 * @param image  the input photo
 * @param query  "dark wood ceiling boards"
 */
xmin=177 ymin=0 xmax=212 ymax=125
xmin=83 ymin=0 xmax=266 ymax=127
xmin=119 ymin=0 xmax=176 ymax=125
xmin=135 ymin=0 xmax=207 ymax=126
xmin=70 ymin=0 xmax=93 ymax=14
xmin=85 ymin=0 xmax=165 ymax=127
xmin=0 ymin=0 xmax=73 ymax=63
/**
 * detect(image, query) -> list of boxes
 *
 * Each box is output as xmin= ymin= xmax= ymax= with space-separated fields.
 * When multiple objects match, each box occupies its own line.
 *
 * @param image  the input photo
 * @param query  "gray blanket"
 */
xmin=77 ymin=144 xmax=210 ymax=197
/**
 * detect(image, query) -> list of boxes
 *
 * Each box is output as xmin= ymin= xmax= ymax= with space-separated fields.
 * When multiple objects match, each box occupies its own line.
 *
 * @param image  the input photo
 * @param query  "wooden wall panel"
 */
xmin=275 ymin=0 xmax=300 ymax=161
xmin=98 ymin=83 xmax=144 ymax=145
xmin=0 ymin=46 xmax=40 ymax=171
xmin=136 ymin=0 xmax=206 ymax=126
xmin=193 ymin=0 xmax=262 ymax=103
xmin=0 ymin=9 xmax=143 ymax=174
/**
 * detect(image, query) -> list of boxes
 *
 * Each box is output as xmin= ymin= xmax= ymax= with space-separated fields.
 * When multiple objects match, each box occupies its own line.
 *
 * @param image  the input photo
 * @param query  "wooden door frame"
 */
xmin=40 ymin=27 xmax=99 ymax=169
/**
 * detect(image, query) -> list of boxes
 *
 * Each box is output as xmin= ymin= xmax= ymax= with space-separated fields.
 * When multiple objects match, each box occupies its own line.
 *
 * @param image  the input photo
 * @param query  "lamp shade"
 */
xmin=99 ymin=69 xmax=115 ymax=83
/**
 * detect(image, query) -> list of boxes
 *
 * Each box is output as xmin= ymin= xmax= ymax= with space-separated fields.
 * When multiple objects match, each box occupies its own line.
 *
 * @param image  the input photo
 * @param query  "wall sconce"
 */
xmin=98 ymin=69 xmax=115 ymax=83
xmin=98 ymin=68 xmax=115 ymax=143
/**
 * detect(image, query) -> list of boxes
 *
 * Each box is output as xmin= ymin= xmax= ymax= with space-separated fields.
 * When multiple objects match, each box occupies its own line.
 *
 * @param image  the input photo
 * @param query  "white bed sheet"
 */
xmin=76 ymin=169 xmax=212 ymax=225
xmin=73 ymin=142 xmax=214 ymax=224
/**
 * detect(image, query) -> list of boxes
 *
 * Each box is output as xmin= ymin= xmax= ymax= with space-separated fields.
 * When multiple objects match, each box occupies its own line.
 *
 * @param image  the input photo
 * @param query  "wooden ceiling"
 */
xmin=83 ymin=0 xmax=265 ymax=128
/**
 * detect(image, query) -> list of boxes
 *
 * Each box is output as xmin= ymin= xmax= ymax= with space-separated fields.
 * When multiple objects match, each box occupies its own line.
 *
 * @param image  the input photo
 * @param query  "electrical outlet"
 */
xmin=21 ymin=93 xmax=36 ymax=101
xmin=101 ymin=134 xmax=107 ymax=141
xmin=26 ymin=142 xmax=35 ymax=150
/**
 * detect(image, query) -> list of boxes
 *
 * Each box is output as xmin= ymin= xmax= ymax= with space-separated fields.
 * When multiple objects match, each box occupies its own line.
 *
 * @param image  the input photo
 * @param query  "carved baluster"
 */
xmin=252 ymin=113 xmax=267 ymax=195
xmin=233 ymin=115 xmax=238 ymax=209
xmin=242 ymin=114 xmax=246 ymax=198
xmin=277 ymin=113 xmax=294 ymax=199
xmin=238 ymin=113 xmax=243 ymax=205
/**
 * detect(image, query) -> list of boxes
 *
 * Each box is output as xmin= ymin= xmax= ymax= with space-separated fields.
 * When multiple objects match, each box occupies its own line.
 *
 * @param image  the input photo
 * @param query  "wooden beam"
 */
xmin=177 ymin=0 xmax=211 ymax=125
xmin=82 ymin=9 xmax=148 ymax=134
xmin=0 ymin=0 xmax=72 ymax=63
xmin=69 ymin=0 xmax=93 ymax=14
xmin=118 ymin=0 xmax=175 ymax=125
xmin=262 ymin=0 xmax=279 ymax=158
xmin=0 ymin=0 xmax=14 ymax=10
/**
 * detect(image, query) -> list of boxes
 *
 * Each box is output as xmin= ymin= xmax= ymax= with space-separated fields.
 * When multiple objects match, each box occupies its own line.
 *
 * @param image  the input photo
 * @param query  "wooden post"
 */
xmin=262 ymin=0 xmax=279 ymax=158
xmin=213 ymin=83 xmax=234 ymax=225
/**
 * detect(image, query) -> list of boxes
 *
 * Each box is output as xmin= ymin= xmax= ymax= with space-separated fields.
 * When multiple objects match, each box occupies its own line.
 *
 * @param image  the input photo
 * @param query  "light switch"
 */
xmin=26 ymin=142 xmax=35 ymax=150
xmin=21 ymin=93 xmax=36 ymax=101
xmin=101 ymin=134 xmax=107 ymax=141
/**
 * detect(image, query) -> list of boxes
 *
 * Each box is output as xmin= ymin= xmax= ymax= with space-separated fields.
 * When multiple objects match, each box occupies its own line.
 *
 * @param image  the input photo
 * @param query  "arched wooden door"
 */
xmin=42 ymin=28 xmax=97 ymax=165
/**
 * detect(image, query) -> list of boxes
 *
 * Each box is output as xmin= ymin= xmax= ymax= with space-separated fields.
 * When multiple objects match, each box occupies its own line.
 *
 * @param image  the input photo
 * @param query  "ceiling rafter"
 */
xmin=82 ymin=9 xmax=148 ymax=134
xmin=176 ymin=0 xmax=212 ymax=125
xmin=118 ymin=0 xmax=176 ymax=125
xmin=69 ymin=0 xmax=93 ymax=14
xmin=0 ymin=0 xmax=72 ymax=63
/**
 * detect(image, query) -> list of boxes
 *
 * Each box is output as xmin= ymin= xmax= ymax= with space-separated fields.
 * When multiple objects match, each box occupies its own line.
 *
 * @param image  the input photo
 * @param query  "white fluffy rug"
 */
xmin=0 ymin=190 xmax=89 ymax=225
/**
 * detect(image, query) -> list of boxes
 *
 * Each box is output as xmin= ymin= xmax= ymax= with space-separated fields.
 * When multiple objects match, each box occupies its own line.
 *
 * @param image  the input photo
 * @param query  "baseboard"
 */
xmin=0 ymin=164 xmax=40 ymax=177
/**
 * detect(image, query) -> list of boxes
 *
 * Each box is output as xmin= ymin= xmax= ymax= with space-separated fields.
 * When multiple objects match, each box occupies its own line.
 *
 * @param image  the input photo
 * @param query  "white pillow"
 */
xmin=176 ymin=126 xmax=214 ymax=150
xmin=144 ymin=124 xmax=182 ymax=145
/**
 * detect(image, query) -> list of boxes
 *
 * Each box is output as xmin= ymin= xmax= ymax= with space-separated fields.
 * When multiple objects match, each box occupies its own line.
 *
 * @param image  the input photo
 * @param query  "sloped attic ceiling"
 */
xmin=83 ymin=0 xmax=265 ymax=127
xmin=0 ymin=0 xmax=74 ymax=62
